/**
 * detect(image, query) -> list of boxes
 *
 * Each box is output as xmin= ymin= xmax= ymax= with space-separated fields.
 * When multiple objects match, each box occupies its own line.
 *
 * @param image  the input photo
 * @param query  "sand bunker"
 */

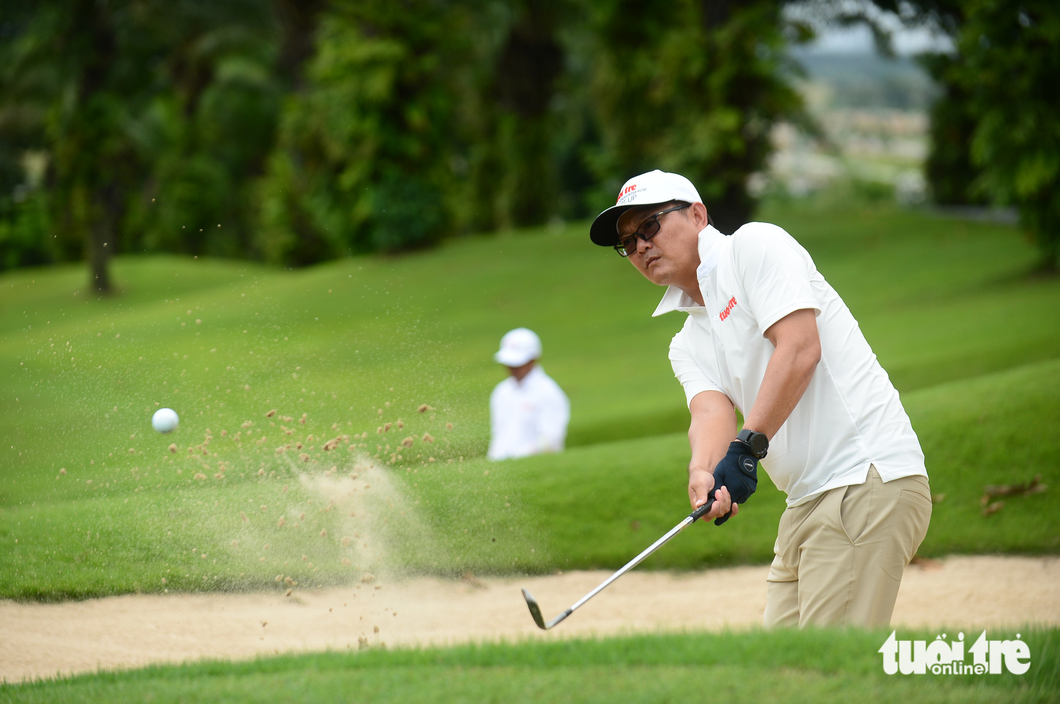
xmin=2 ymin=555 xmax=1058 ymax=683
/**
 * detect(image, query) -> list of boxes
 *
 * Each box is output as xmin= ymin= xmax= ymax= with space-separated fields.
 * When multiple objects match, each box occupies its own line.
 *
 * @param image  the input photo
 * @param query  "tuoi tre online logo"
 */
xmin=879 ymin=631 xmax=1031 ymax=675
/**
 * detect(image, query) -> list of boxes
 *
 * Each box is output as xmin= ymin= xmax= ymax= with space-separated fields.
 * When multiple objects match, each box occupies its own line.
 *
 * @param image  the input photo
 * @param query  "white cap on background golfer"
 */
xmin=494 ymin=328 xmax=542 ymax=367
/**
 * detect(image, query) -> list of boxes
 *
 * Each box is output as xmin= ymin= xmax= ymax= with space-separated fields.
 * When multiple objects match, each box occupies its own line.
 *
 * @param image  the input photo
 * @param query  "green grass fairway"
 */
xmin=2 ymin=628 xmax=1057 ymax=703
xmin=1 ymin=203 xmax=1058 ymax=600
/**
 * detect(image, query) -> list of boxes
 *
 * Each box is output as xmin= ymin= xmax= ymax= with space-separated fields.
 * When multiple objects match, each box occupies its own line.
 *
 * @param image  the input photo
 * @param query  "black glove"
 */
xmin=710 ymin=441 xmax=759 ymax=525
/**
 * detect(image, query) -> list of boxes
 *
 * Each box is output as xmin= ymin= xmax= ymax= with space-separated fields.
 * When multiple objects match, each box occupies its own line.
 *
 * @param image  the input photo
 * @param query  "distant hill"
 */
xmin=788 ymin=50 xmax=940 ymax=111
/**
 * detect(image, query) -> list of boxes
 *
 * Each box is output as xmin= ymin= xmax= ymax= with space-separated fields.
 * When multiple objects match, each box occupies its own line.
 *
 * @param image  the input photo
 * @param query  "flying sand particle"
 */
xmin=277 ymin=516 xmax=286 ymax=527
xmin=266 ymin=409 xmax=277 ymax=418
xmin=168 ymin=444 xmax=177 ymax=454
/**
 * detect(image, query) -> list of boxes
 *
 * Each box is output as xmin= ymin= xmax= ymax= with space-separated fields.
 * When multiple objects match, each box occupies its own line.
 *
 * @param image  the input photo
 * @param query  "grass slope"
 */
xmin=2 ymin=628 xmax=1057 ymax=703
xmin=0 ymin=204 xmax=1058 ymax=599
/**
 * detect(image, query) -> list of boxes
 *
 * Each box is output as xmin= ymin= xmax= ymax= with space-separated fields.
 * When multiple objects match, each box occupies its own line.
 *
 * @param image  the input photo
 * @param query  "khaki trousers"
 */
xmin=763 ymin=466 xmax=932 ymax=629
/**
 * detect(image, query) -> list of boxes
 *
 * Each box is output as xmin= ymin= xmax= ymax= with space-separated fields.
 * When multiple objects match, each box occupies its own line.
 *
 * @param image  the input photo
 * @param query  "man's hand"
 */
xmin=709 ymin=441 xmax=760 ymax=525
xmin=688 ymin=467 xmax=737 ymax=524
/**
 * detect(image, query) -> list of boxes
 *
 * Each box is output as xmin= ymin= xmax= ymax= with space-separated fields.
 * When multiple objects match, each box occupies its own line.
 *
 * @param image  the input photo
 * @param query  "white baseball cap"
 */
xmin=589 ymin=170 xmax=703 ymax=247
xmin=494 ymin=328 xmax=542 ymax=367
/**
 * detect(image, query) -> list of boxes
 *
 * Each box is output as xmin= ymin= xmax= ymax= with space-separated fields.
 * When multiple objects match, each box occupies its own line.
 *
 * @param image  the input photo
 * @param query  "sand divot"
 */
xmin=293 ymin=455 xmax=445 ymax=580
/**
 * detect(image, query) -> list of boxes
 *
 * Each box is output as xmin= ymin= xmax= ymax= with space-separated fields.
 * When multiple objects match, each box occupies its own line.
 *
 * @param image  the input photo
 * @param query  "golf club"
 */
xmin=521 ymin=497 xmax=717 ymax=630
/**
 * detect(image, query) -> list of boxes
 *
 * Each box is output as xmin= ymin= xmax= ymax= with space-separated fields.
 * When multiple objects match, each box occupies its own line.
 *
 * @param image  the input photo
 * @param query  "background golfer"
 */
xmin=488 ymin=327 xmax=570 ymax=461
xmin=590 ymin=170 xmax=932 ymax=628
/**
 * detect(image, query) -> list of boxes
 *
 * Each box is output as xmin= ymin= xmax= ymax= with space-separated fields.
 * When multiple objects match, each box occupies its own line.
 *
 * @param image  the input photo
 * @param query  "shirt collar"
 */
xmin=513 ymin=364 xmax=545 ymax=386
xmin=651 ymin=225 xmax=723 ymax=317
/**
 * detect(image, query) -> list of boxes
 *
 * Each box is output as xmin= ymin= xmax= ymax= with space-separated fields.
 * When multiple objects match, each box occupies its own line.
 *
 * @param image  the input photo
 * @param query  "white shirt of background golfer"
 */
xmin=488 ymin=328 xmax=570 ymax=461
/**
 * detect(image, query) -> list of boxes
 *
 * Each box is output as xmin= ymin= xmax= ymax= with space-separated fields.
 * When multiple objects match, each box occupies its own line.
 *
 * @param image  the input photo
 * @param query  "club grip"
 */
xmin=690 ymin=498 xmax=716 ymax=522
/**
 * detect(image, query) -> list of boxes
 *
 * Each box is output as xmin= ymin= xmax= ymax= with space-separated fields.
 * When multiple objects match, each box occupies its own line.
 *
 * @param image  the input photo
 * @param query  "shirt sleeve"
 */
xmin=535 ymin=380 xmax=570 ymax=453
xmin=732 ymin=223 xmax=821 ymax=334
xmin=487 ymin=382 xmax=504 ymax=460
xmin=669 ymin=321 xmax=725 ymax=408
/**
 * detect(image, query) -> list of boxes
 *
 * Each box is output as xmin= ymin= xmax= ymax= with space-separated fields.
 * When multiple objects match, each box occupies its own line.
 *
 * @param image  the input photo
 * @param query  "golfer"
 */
xmin=590 ymin=170 xmax=931 ymax=628
xmin=487 ymin=328 xmax=570 ymax=461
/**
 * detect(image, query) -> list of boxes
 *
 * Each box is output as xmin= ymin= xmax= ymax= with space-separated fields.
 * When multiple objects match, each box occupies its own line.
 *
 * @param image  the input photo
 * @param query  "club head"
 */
xmin=521 ymin=588 xmax=547 ymax=629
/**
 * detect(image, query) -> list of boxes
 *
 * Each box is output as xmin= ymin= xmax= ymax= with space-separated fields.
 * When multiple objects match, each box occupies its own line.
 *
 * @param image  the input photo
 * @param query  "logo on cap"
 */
xmin=616 ymin=183 xmax=637 ymax=204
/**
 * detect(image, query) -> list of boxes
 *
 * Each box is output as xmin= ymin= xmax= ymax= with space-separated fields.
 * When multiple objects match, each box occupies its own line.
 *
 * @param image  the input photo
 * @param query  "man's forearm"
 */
xmin=686 ymin=390 xmax=738 ymax=514
xmin=688 ymin=392 xmax=737 ymax=473
xmin=744 ymin=310 xmax=821 ymax=439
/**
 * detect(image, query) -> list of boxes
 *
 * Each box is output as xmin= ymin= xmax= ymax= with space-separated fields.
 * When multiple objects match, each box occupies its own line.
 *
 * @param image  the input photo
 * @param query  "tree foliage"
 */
xmin=0 ymin=0 xmax=282 ymax=290
xmin=0 ymin=0 xmax=829 ymax=276
xmin=957 ymin=0 xmax=1060 ymax=270
xmin=827 ymin=0 xmax=1059 ymax=270
xmin=256 ymin=0 xmax=479 ymax=262
xmin=586 ymin=0 xmax=806 ymax=234
xmin=920 ymin=51 xmax=987 ymax=206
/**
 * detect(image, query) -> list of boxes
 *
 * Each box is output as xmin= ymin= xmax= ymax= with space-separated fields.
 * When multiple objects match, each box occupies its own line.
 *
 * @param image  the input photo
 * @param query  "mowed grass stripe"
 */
xmin=2 ymin=628 xmax=1056 ymax=703
xmin=1 ymin=357 xmax=1056 ymax=599
xmin=0 ymin=203 xmax=1057 ymax=600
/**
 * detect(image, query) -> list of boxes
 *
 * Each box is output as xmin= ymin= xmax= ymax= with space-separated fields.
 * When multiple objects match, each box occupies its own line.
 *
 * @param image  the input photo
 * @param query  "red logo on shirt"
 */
xmin=719 ymin=296 xmax=737 ymax=321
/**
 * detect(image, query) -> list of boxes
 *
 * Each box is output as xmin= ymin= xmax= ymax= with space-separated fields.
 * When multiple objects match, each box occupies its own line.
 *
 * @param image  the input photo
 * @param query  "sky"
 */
xmin=807 ymin=23 xmax=954 ymax=55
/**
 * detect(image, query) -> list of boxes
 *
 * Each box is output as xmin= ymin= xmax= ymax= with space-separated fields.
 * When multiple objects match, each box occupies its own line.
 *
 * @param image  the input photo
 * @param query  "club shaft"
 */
xmin=527 ymin=499 xmax=716 ymax=629
xmin=564 ymin=514 xmax=696 ymax=616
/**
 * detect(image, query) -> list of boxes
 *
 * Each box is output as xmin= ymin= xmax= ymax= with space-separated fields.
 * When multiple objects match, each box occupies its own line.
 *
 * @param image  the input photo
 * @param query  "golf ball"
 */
xmin=152 ymin=408 xmax=179 ymax=433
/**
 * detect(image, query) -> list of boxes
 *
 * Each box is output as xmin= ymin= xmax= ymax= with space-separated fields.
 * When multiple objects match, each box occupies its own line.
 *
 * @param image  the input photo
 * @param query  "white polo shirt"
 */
xmin=488 ymin=365 xmax=570 ymax=461
xmin=658 ymin=223 xmax=926 ymax=506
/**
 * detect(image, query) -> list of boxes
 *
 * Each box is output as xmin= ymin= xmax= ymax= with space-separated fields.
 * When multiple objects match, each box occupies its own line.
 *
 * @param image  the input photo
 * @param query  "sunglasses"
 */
xmin=613 ymin=203 xmax=690 ymax=257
